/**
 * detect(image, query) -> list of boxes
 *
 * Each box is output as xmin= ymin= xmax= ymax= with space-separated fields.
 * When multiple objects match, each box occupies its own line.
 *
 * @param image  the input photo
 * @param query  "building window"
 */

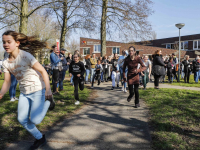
xmin=94 ymin=45 xmax=101 ymax=53
xmin=193 ymin=40 xmax=200 ymax=49
xmin=83 ymin=48 xmax=90 ymax=55
xmin=112 ymin=47 xmax=120 ymax=54
xmin=166 ymin=44 xmax=171 ymax=49
xmin=184 ymin=41 xmax=188 ymax=50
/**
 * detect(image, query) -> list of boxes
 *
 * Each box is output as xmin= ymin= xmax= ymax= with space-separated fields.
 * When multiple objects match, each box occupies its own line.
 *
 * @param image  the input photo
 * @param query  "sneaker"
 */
xmin=75 ymin=100 xmax=80 ymax=105
xmin=121 ymin=86 xmax=124 ymax=91
xmin=124 ymin=89 xmax=127 ymax=93
xmin=14 ymin=97 xmax=19 ymax=100
xmin=127 ymin=96 xmax=132 ymax=102
xmin=111 ymin=86 xmax=114 ymax=90
xmin=46 ymin=97 xmax=55 ymax=111
xmin=91 ymin=86 xmax=94 ymax=89
xmin=135 ymin=103 xmax=140 ymax=108
xmin=10 ymin=98 xmax=15 ymax=102
xmin=117 ymin=84 xmax=119 ymax=87
xmin=29 ymin=134 xmax=46 ymax=150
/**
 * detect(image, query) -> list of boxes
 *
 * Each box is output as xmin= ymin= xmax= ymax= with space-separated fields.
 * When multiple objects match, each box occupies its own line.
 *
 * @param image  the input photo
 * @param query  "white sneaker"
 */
xmin=121 ymin=86 xmax=124 ymax=91
xmin=124 ymin=89 xmax=127 ymax=93
xmin=10 ymin=98 xmax=15 ymax=102
xmin=14 ymin=97 xmax=19 ymax=100
xmin=75 ymin=100 xmax=80 ymax=105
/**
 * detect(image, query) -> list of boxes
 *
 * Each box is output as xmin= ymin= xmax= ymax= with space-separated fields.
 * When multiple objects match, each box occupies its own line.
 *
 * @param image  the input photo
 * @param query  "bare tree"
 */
xmin=93 ymin=0 xmax=153 ymax=56
xmin=0 ymin=0 xmax=58 ymax=34
xmin=50 ymin=0 xmax=98 ymax=49
xmin=66 ymin=38 xmax=80 ymax=54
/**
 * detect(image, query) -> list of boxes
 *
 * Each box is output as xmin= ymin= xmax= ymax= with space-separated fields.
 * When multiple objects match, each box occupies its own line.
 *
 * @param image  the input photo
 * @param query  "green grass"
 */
xmin=139 ymin=88 xmax=200 ymax=150
xmin=0 ymin=76 xmax=91 ymax=149
xmin=165 ymin=74 xmax=200 ymax=88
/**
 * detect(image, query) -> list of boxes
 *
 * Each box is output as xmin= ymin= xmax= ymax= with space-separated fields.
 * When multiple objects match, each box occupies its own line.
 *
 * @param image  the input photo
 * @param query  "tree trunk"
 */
xmin=101 ymin=0 xmax=108 ymax=57
xmin=19 ymin=0 xmax=28 ymax=34
xmin=60 ymin=1 xmax=68 ymax=49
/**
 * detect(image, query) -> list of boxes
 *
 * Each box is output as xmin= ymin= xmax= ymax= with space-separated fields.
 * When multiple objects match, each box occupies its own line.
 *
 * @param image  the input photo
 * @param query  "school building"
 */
xmin=80 ymin=37 xmax=178 ymax=59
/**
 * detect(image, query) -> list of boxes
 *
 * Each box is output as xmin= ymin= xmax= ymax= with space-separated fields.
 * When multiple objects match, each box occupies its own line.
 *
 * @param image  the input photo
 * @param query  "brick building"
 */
xmin=135 ymin=34 xmax=200 ymax=58
xmin=80 ymin=37 xmax=178 ymax=60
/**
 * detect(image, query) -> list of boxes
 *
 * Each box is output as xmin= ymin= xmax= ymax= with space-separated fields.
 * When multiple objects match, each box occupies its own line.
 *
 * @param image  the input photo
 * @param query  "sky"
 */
xmin=149 ymin=0 xmax=200 ymax=39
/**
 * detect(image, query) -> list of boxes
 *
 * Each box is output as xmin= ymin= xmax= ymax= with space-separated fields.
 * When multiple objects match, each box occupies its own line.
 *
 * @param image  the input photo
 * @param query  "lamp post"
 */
xmin=175 ymin=23 xmax=185 ymax=82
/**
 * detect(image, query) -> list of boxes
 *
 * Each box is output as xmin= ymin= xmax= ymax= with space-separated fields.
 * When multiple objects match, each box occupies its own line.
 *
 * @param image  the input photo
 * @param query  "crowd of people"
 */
xmin=1 ymin=29 xmax=200 ymax=150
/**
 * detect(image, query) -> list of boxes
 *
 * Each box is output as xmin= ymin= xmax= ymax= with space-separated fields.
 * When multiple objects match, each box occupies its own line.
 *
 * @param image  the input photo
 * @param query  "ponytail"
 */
xmin=2 ymin=30 xmax=47 ymax=54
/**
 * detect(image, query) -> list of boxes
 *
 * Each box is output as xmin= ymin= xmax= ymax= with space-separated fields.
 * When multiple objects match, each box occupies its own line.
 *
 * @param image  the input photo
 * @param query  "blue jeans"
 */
xmin=85 ymin=69 xmax=90 ymax=82
xmin=59 ymin=70 xmax=66 ymax=90
xmin=70 ymin=75 xmax=74 ymax=85
xmin=120 ymin=67 xmax=127 ymax=89
xmin=195 ymin=70 xmax=200 ymax=83
xmin=101 ymin=71 xmax=104 ymax=81
xmin=90 ymin=68 xmax=95 ymax=82
xmin=17 ymin=89 xmax=50 ymax=140
xmin=9 ymin=74 xmax=18 ymax=99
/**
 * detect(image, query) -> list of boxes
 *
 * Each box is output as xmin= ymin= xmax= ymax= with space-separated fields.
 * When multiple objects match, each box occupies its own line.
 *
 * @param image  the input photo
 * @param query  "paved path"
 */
xmin=6 ymin=82 xmax=152 ymax=150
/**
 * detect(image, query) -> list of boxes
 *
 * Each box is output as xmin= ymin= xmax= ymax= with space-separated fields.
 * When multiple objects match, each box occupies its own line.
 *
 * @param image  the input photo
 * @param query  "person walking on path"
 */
xmin=152 ymin=50 xmax=166 ymax=89
xmin=90 ymin=53 xmax=97 ymax=83
xmin=123 ymin=46 xmax=146 ymax=108
xmin=182 ymin=55 xmax=192 ymax=83
xmin=91 ymin=60 xmax=103 ymax=88
xmin=0 ymin=30 xmax=55 ymax=150
xmin=69 ymin=54 xmax=85 ymax=105
xmin=4 ymin=51 xmax=19 ymax=102
xmin=50 ymin=45 xmax=64 ymax=94
xmin=109 ymin=53 xmax=120 ymax=90
xmin=141 ymin=55 xmax=151 ymax=90
xmin=118 ymin=50 xmax=128 ymax=92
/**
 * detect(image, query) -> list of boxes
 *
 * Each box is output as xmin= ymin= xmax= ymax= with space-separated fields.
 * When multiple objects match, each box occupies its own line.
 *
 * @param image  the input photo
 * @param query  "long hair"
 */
xmin=85 ymin=54 xmax=90 ymax=60
xmin=2 ymin=30 xmax=47 ymax=54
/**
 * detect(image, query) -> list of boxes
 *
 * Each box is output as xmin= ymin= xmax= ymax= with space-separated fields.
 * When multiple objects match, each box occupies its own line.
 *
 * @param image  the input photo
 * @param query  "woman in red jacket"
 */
xmin=123 ymin=46 xmax=146 ymax=108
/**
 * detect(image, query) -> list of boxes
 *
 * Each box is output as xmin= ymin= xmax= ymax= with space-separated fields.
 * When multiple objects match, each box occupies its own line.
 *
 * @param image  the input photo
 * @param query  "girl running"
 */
xmin=0 ymin=30 xmax=55 ymax=149
xmin=69 ymin=54 xmax=85 ymax=105
xmin=123 ymin=46 xmax=146 ymax=108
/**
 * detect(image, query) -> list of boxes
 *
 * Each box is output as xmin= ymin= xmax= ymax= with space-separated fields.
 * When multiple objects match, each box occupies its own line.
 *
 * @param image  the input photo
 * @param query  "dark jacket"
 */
xmin=182 ymin=60 xmax=191 ymax=73
xmin=167 ymin=61 xmax=175 ymax=76
xmin=110 ymin=59 xmax=119 ymax=72
xmin=192 ymin=59 xmax=200 ymax=72
xmin=69 ymin=61 xmax=85 ymax=79
xmin=152 ymin=54 xmax=166 ymax=76
xmin=85 ymin=58 xmax=91 ymax=70
xmin=102 ymin=59 xmax=109 ymax=69
xmin=66 ymin=57 xmax=72 ymax=64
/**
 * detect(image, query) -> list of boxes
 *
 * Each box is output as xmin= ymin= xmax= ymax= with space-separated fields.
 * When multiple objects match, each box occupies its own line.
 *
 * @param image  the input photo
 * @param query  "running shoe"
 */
xmin=121 ymin=86 xmax=124 ymax=91
xmin=111 ymin=87 xmax=114 ymax=90
xmin=124 ymin=89 xmax=127 ymax=93
xmin=29 ymin=134 xmax=46 ymax=150
xmin=10 ymin=98 xmax=15 ymax=102
xmin=75 ymin=100 xmax=80 ymax=105
xmin=14 ymin=97 xmax=19 ymax=100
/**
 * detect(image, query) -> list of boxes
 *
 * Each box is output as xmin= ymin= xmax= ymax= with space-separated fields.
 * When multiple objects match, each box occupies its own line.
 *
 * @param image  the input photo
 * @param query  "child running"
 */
xmin=0 ymin=30 xmax=55 ymax=149
xmin=69 ymin=54 xmax=85 ymax=105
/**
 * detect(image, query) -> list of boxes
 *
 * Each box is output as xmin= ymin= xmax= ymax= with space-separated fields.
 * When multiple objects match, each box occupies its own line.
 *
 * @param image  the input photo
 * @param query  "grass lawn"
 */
xmin=0 ymin=74 xmax=91 ymax=149
xmin=165 ymin=74 xmax=200 ymax=88
xmin=139 ymin=88 xmax=200 ymax=150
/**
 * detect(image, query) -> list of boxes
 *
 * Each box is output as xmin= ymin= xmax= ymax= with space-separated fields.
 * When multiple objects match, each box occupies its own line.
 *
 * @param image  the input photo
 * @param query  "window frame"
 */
xmin=93 ymin=44 xmax=101 ymax=53
xmin=112 ymin=47 xmax=120 ymax=54
xmin=83 ymin=48 xmax=90 ymax=56
xmin=193 ymin=40 xmax=198 ymax=50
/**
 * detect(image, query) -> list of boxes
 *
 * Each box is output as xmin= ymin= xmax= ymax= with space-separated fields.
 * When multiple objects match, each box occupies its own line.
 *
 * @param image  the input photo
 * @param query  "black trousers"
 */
xmin=184 ymin=71 xmax=190 ymax=83
xmin=73 ymin=77 xmax=84 ymax=100
xmin=128 ymin=84 xmax=139 ymax=104
xmin=104 ymin=68 xmax=108 ymax=81
xmin=52 ymin=69 xmax=59 ymax=92
xmin=154 ymin=75 xmax=161 ymax=87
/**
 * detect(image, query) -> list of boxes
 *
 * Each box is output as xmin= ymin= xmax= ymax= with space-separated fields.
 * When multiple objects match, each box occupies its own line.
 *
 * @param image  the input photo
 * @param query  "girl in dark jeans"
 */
xmin=69 ymin=54 xmax=85 ymax=105
xmin=152 ymin=50 xmax=166 ymax=89
xmin=123 ymin=46 xmax=146 ymax=108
